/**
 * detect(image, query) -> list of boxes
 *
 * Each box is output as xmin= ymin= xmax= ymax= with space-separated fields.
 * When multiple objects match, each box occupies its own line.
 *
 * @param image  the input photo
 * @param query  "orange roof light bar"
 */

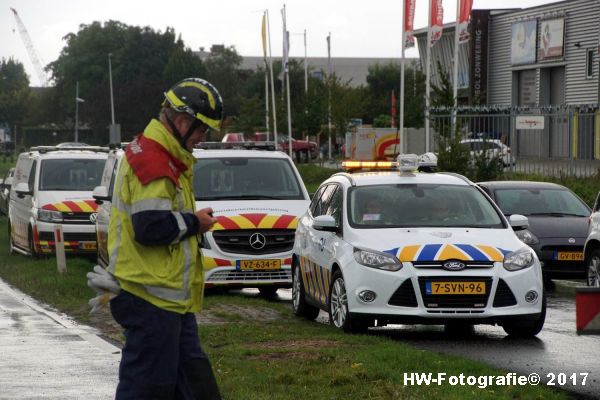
xmin=342 ymin=160 xmax=398 ymax=170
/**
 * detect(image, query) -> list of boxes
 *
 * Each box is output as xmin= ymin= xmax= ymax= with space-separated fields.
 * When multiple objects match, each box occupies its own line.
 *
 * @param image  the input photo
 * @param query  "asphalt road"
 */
xmin=272 ymin=285 xmax=600 ymax=399
xmin=0 ymin=278 xmax=119 ymax=399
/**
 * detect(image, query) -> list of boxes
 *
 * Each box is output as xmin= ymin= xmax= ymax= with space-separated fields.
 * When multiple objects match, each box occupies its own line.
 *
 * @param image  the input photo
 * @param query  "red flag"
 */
xmin=457 ymin=0 xmax=473 ymax=43
xmin=404 ymin=0 xmax=416 ymax=48
xmin=430 ymin=0 xmax=444 ymax=47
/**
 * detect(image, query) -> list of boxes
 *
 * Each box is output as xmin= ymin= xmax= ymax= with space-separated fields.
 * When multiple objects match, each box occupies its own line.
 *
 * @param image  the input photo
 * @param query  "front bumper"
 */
xmin=531 ymin=242 xmax=586 ymax=278
xmin=343 ymin=261 xmax=544 ymax=321
xmin=35 ymin=220 xmax=97 ymax=254
xmin=202 ymin=248 xmax=293 ymax=288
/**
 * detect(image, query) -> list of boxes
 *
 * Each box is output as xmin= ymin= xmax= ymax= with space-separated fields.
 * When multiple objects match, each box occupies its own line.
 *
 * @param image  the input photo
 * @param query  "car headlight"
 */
xmin=515 ymin=229 xmax=539 ymax=245
xmin=353 ymin=247 xmax=402 ymax=271
xmin=37 ymin=209 xmax=63 ymax=222
xmin=503 ymin=247 xmax=535 ymax=271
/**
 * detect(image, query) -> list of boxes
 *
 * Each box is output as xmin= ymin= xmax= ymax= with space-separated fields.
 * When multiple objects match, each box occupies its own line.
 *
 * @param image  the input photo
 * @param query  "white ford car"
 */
xmin=292 ymin=156 xmax=545 ymax=337
xmin=193 ymin=149 xmax=310 ymax=296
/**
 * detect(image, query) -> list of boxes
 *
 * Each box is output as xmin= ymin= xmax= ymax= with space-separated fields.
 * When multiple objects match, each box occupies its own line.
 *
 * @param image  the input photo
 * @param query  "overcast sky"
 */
xmin=2 ymin=0 xmax=563 ymax=86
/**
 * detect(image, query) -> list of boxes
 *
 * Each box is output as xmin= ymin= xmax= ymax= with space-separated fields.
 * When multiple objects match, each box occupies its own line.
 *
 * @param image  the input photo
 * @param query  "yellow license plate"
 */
xmin=426 ymin=281 xmax=486 ymax=295
xmin=238 ymin=259 xmax=281 ymax=271
xmin=80 ymin=242 xmax=97 ymax=250
xmin=556 ymin=252 xmax=583 ymax=261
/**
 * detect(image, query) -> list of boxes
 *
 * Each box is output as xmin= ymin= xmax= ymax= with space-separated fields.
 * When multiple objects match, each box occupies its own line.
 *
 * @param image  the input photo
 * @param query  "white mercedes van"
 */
xmin=8 ymin=145 xmax=108 ymax=256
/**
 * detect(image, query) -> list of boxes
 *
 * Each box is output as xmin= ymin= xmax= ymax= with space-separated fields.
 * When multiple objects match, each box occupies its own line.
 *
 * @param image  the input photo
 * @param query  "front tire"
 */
xmin=28 ymin=226 xmax=39 ymax=258
xmin=328 ymin=270 xmax=370 ymax=333
xmin=502 ymin=295 xmax=546 ymax=337
xmin=8 ymin=220 xmax=15 ymax=255
xmin=586 ymin=249 xmax=600 ymax=287
xmin=292 ymin=261 xmax=320 ymax=320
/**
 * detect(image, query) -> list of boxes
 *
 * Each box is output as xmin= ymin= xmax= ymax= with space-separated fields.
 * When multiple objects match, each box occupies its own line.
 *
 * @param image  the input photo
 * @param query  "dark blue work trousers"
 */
xmin=110 ymin=290 xmax=221 ymax=400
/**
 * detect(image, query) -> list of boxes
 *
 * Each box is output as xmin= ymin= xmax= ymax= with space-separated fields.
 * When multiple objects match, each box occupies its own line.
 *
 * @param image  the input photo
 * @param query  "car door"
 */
xmin=96 ymin=151 xmax=121 ymax=267
xmin=302 ymin=184 xmax=337 ymax=304
xmin=308 ymin=184 xmax=343 ymax=306
xmin=10 ymin=158 xmax=36 ymax=248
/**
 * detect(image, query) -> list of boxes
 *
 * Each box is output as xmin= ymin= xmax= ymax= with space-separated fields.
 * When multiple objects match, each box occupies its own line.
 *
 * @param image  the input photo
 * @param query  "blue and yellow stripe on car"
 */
xmin=386 ymin=244 xmax=510 ymax=262
xmin=299 ymin=256 xmax=331 ymax=306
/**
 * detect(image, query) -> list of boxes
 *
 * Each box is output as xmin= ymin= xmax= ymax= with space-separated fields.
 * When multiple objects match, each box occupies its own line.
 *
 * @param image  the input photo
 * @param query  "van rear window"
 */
xmin=39 ymin=159 xmax=105 ymax=191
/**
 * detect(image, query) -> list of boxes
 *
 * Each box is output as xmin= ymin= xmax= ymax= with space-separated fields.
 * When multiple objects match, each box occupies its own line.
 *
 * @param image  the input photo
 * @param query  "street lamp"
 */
xmin=108 ymin=53 xmax=121 ymax=144
xmin=74 ymin=81 xmax=85 ymax=142
xmin=108 ymin=53 xmax=115 ymax=124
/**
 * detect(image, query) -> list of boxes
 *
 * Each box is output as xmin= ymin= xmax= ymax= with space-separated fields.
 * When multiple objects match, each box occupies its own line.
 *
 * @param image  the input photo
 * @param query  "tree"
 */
xmin=48 ymin=21 xmax=181 ymax=142
xmin=163 ymin=37 xmax=205 ymax=85
xmin=365 ymin=62 xmax=400 ymax=125
xmin=0 ymin=58 xmax=30 ymax=141
xmin=203 ymin=45 xmax=244 ymax=117
xmin=231 ymin=95 xmax=263 ymax=135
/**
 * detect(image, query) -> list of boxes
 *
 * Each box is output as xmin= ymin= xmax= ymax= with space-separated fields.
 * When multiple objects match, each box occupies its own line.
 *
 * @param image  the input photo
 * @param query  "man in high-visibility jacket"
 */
xmin=108 ymin=78 xmax=223 ymax=399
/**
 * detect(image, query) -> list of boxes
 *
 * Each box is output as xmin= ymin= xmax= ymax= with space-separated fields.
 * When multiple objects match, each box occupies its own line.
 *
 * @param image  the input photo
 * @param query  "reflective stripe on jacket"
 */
xmin=108 ymin=119 xmax=204 ymax=314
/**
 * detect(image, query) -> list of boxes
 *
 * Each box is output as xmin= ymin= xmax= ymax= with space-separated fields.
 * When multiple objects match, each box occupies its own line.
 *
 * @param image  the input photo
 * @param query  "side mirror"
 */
xmin=15 ymin=182 xmax=32 ymax=198
xmin=509 ymin=214 xmax=529 ymax=230
xmin=313 ymin=215 xmax=338 ymax=232
xmin=92 ymin=186 xmax=111 ymax=203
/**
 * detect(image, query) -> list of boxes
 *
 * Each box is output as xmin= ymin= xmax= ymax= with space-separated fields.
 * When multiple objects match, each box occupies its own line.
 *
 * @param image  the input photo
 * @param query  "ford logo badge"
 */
xmin=442 ymin=260 xmax=466 ymax=271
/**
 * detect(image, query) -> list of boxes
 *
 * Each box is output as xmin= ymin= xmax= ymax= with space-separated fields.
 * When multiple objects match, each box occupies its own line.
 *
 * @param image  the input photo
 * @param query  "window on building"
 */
xmin=586 ymin=49 xmax=594 ymax=79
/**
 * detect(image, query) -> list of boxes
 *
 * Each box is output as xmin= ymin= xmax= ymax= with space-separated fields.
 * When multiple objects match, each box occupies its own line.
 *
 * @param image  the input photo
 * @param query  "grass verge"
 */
xmin=0 ymin=216 xmax=570 ymax=399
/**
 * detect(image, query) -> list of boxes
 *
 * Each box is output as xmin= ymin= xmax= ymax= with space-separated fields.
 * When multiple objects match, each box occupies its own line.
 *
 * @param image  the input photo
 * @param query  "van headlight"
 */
xmin=515 ymin=229 xmax=539 ymax=245
xmin=353 ymin=247 xmax=402 ymax=271
xmin=503 ymin=247 xmax=535 ymax=271
xmin=38 ymin=209 xmax=63 ymax=222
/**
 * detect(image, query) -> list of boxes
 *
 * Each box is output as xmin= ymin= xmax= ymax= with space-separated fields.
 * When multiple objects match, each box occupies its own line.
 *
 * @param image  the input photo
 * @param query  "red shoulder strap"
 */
xmin=125 ymin=134 xmax=187 ymax=187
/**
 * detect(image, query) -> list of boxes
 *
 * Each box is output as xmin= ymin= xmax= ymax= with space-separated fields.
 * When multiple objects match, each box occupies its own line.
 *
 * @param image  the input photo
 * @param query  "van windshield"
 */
xmin=39 ymin=159 xmax=106 ymax=191
xmin=193 ymin=157 xmax=305 ymax=200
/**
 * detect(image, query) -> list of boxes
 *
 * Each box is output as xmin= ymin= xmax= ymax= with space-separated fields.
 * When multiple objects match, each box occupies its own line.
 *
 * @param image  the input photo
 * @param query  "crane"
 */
xmin=10 ymin=7 xmax=48 ymax=86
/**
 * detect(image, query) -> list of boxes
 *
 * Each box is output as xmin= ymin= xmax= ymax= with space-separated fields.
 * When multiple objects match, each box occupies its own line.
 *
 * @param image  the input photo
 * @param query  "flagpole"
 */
xmin=282 ymin=4 xmax=293 ymax=160
xmin=262 ymin=12 xmax=270 ymax=136
xmin=266 ymin=10 xmax=278 ymax=145
xmin=327 ymin=32 xmax=332 ymax=161
xmin=400 ymin=1 xmax=406 ymax=154
xmin=304 ymin=29 xmax=308 ymax=94
xmin=452 ymin=0 xmax=461 ymax=135
xmin=425 ymin=0 xmax=432 ymax=152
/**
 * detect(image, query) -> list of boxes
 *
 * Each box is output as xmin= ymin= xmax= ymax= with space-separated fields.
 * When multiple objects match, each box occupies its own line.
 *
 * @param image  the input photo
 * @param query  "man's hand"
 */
xmin=195 ymin=207 xmax=217 ymax=234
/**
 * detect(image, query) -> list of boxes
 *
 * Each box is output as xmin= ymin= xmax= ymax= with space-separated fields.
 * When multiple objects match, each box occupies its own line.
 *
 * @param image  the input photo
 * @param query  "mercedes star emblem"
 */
xmin=249 ymin=232 xmax=266 ymax=250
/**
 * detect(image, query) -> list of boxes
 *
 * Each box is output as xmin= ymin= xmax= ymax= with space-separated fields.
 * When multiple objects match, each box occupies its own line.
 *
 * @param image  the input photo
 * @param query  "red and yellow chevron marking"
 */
xmin=37 ymin=240 xmax=96 ymax=253
xmin=41 ymin=200 xmax=98 ymax=213
xmin=212 ymin=213 xmax=298 ymax=231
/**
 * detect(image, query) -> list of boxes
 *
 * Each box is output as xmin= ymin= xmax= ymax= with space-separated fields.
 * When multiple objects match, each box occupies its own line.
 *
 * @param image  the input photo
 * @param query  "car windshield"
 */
xmin=39 ymin=159 xmax=106 ymax=191
xmin=494 ymin=188 xmax=590 ymax=217
xmin=193 ymin=157 xmax=305 ymax=200
xmin=348 ymin=183 xmax=504 ymax=228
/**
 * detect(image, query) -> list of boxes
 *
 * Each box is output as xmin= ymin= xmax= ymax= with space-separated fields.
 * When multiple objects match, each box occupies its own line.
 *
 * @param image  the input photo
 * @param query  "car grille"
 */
xmin=492 ymin=279 xmax=517 ymax=307
xmin=59 ymin=212 xmax=95 ymax=225
xmin=412 ymin=261 xmax=494 ymax=269
xmin=212 ymin=229 xmax=295 ymax=255
xmin=388 ymin=279 xmax=418 ymax=307
xmin=417 ymin=276 xmax=493 ymax=308
xmin=38 ymin=232 xmax=97 ymax=242
xmin=206 ymin=269 xmax=291 ymax=282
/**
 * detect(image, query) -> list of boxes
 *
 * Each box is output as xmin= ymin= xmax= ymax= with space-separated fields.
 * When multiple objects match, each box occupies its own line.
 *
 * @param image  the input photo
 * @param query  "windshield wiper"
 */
xmin=528 ymin=212 xmax=588 ymax=217
xmin=195 ymin=195 xmax=281 ymax=200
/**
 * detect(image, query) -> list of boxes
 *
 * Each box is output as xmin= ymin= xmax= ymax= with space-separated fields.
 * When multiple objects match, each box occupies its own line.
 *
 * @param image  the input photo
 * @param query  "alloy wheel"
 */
xmin=588 ymin=255 xmax=600 ymax=287
xmin=330 ymin=278 xmax=348 ymax=328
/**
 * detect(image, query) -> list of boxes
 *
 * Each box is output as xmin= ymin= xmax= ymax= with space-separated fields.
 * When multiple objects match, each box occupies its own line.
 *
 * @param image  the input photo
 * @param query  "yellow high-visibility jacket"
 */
xmin=107 ymin=119 xmax=204 ymax=313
